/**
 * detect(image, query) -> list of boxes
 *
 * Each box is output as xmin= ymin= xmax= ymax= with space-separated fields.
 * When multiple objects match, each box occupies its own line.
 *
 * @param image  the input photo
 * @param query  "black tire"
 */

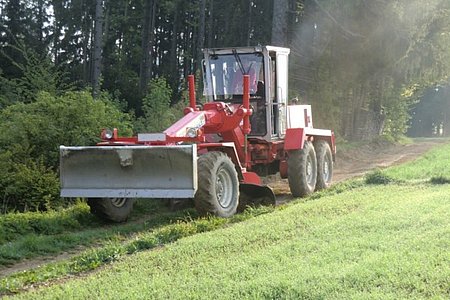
xmin=194 ymin=151 xmax=239 ymax=217
xmin=87 ymin=198 xmax=135 ymax=222
xmin=314 ymin=140 xmax=333 ymax=190
xmin=287 ymin=141 xmax=317 ymax=197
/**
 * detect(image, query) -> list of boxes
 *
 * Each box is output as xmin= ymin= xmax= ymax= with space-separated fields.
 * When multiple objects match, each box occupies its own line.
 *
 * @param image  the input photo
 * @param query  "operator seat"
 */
xmin=250 ymin=81 xmax=267 ymax=136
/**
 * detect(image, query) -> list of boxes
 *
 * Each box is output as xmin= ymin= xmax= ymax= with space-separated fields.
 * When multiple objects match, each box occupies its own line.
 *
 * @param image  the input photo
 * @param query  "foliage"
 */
xmin=290 ymin=0 xmax=450 ymax=140
xmin=0 ymin=91 xmax=133 ymax=213
xmin=0 ymin=0 xmax=449 ymax=142
xmin=0 ymin=202 xmax=92 ymax=245
xmin=134 ymin=77 xmax=185 ymax=132
xmin=381 ymin=84 xmax=417 ymax=139
xmin=0 ymin=44 xmax=72 ymax=108
xmin=0 ymin=91 xmax=132 ymax=167
xmin=0 ymin=150 xmax=60 ymax=213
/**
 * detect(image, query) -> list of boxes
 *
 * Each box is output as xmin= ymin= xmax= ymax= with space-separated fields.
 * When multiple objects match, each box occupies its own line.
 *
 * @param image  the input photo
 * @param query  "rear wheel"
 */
xmin=87 ymin=198 xmax=134 ymax=222
xmin=315 ymin=140 xmax=333 ymax=190
xmin=194 ymin=151 xmax=239 ymax=217
xmin=287 ymin=141 xmax=317 ymax=197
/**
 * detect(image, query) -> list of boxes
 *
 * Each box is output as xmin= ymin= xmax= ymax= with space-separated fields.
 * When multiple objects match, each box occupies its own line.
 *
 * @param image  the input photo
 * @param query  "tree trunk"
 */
xmin=207 ymin=0 xmax=213 ymax=48
xmin=92 ymin=0 xmax=104 ymax=98
xmin=196 ymin=0 xmax=206 ymax=72
xmin=51 ymin=0 xmax=62 ymax=64
xmin=80 ymin=0 xmax=93 ymax=84
xmin=247 ymin=0 xmax=252 ymax=46
xmin=139 ymin=0 xmax=157 ymax=96
xmin=103 ymin=0 xmax=110 ymax=47
xmin=118 ymin=1 xmax=129 ymax=59
xmin=271 ymin=0 xmax=289 ymax=47
xmin=36 ymin=0 xmax=45 ymax=44
xmin=170 ymin=5 xmax=179 ymax=99
xmin=182 ymin=25 xmax=190 ymax=80
xmin=444 ymin=88 xmax=450 ymax=137
xmin=443 ymin=117 xmax=450 ymax=137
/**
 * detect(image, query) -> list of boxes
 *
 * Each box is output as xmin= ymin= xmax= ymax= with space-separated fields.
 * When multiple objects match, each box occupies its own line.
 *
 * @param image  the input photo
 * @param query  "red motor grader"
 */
xmin=60 ymin=46 xmax=336 ymax=222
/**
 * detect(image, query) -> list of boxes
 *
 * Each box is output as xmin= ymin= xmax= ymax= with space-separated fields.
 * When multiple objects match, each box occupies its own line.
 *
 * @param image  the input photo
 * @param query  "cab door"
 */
xmin=274 ymin=52 xmax=288 ymax=138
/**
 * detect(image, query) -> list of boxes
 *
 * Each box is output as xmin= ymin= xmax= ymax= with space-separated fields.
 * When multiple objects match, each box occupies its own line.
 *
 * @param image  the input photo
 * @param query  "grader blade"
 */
xmin=238 ymin=184 xmax=276 ymax=211
xmin=60 ymin=145 xmax=197 ymax=198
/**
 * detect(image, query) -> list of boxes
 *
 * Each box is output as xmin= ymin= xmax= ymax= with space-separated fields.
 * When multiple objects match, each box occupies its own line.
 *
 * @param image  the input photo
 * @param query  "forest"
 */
xmin=0 ymin=0 xmax=449 ymax=213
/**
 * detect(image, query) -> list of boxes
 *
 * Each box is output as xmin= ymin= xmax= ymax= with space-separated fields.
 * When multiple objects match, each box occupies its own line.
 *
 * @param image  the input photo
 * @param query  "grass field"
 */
xmin=3 ymin=142 xmax=450 ymax=299
xmin=0 ymin=200 xmax=200 ymax=266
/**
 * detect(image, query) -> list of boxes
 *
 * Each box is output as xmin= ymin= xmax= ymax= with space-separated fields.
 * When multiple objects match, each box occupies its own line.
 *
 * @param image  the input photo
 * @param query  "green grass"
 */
xmin=3 ymin=142 xmax=450 ymax=299
xmin=7 ymin=184 xmax=449 ymax=299
xmin=0 ymin=201 xmax=97 ymax=245
xmin=335 ymin=134 xmax=411 ymax=153
xmin=0 ymin=200 xmax=195 ymax=266
xmin=384 ymin=142 xmax=450 ymax=181
xmin=0 ymin=206 xmax=275 ymax=295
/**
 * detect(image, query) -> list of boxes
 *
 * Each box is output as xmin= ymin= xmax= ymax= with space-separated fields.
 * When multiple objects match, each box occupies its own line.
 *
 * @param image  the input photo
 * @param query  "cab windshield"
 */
xmin=204 ymin=53 xmax=263 ymax=101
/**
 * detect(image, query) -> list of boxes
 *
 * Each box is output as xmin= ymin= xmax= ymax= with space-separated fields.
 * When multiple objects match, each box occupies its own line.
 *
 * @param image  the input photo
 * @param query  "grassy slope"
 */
xmin=0 ymin=200 xmax=194 ymax=266
xmin=10 ymin=144 xmax=450 ymax=299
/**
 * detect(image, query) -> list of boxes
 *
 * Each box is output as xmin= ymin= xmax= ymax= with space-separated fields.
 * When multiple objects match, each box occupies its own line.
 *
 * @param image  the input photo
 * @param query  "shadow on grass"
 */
xmin=429 ymin=176 xmax=450 ymax=185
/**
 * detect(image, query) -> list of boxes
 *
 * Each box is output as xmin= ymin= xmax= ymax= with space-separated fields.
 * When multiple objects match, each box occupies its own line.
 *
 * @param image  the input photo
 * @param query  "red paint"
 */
xmin=279 ymin=160 xmax=288 ymax=179
xmin=304 ymin=108 xmax=309 ymax=127
xmin=188 ymin=75 xmax=196 ymax=110
xmin=284 ymin=128 xmax=305 ymax=150
xmin=164 ymin=111 xmax=205 ymax=138
xmin=243 ymin=75 xmax=251 ymax=135
xmin=242 ymin=171 xmax=261 ymax=185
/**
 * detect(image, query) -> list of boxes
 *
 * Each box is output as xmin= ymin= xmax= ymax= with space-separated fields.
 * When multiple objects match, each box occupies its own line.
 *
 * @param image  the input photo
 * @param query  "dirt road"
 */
xmin=269 ymin=138 xmax=449 ymax=197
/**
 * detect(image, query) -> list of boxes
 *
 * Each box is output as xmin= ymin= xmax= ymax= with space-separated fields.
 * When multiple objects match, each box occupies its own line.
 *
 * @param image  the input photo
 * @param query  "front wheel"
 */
xmin=87 ymin=198 xmax=135 ymax=222
xmin=287 ymin=141 xmax=317 ymax=197
xmin=194 ymin=151 xmax=239 ymax=217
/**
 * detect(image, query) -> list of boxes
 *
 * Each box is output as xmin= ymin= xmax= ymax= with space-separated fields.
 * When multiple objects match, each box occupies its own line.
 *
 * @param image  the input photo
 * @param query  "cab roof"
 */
xmin=203 ymin=45 xmax=290 ymax=56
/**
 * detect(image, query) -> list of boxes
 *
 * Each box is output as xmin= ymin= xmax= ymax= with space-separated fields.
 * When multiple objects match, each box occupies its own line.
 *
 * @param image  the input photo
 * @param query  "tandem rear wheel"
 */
xmin=287 ymin=140 xmax=333 ymax=197
xmin=314 ymin=140 xmax=333 ymax=190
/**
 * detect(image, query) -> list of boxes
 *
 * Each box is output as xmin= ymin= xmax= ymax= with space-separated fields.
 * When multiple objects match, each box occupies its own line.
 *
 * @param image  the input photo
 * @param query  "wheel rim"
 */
xmin=323 ymin=160 xmax=331 ymax=182
xmin=110 ymin=198 xmax=127 ymax=208
xmin=306 ymin=153 xmax=314 ymax=185
xmin=216 ymin=164 xmax=233 ymax=208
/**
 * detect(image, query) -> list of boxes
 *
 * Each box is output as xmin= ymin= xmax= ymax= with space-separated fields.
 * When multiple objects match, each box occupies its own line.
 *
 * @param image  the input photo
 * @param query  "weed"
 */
xmin=0 ymin=202 xmax=98 ymax=244
xmin=365 ymin=169 xmax=396 ymax=185
xmin=72 ymin=244 xmax=126 ymax=272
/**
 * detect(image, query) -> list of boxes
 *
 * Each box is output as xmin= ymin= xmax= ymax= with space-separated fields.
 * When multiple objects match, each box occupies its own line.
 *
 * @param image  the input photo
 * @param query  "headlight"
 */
xmin=102 ymin=128 xmax=114 ymax=140
xmin=186 ymin=127 xmax=198 ymax=138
